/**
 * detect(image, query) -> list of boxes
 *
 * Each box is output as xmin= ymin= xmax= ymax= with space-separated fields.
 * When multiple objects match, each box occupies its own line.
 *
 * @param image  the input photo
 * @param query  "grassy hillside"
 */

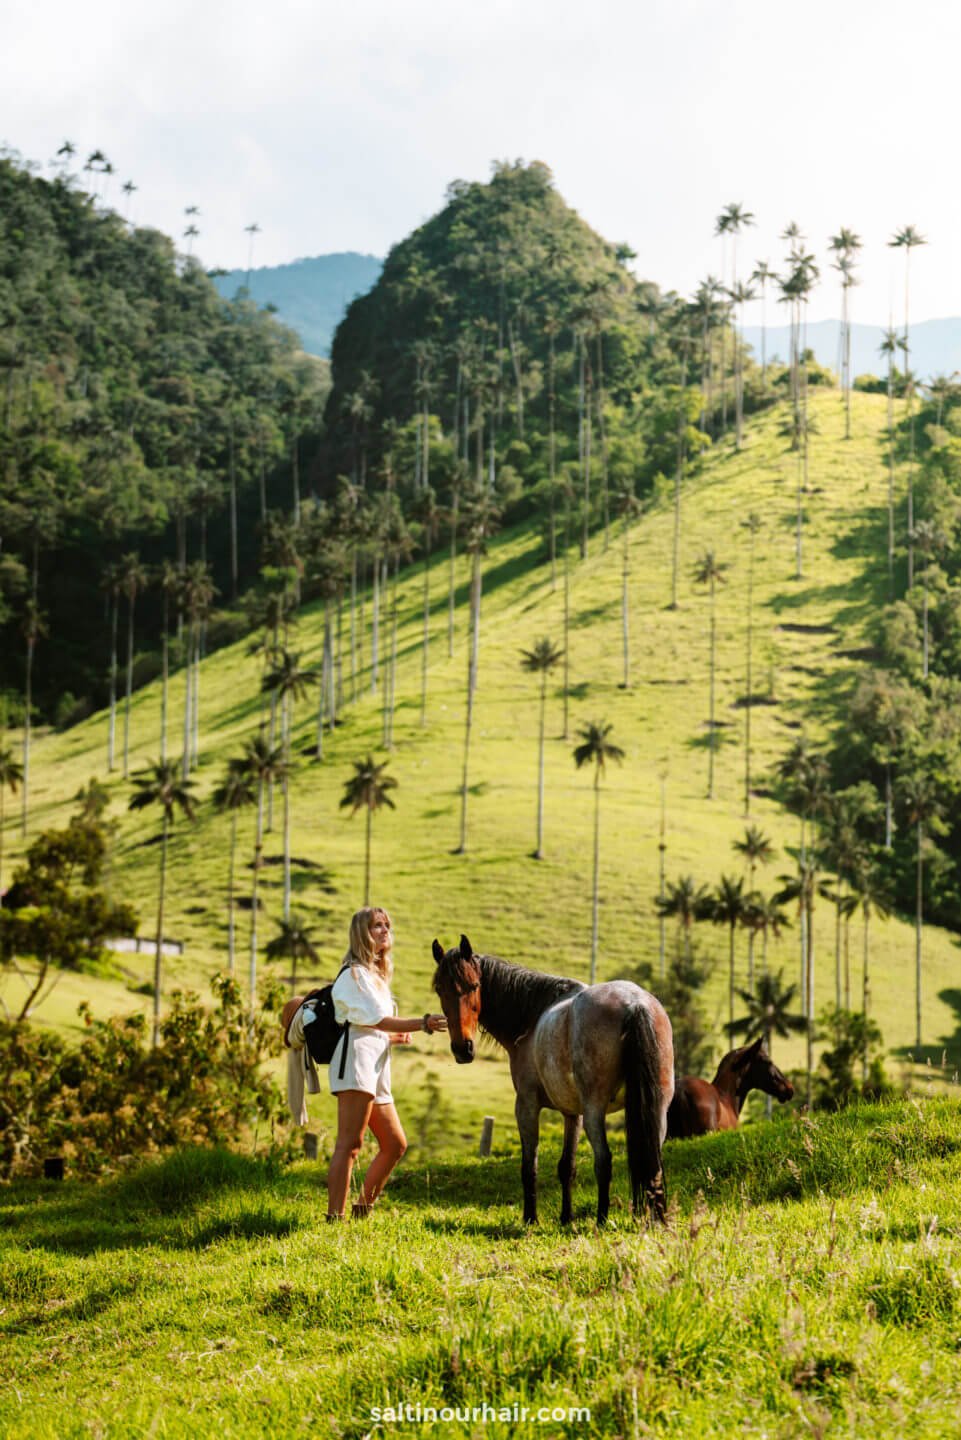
xmin=1 ymin=1099 xmax=960 ymax=1438
xmin=3 ymin=390 xmax=960 ymax=1139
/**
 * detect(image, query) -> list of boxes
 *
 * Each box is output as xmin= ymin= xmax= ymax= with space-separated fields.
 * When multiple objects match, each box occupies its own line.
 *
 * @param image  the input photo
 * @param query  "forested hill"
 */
xmin=0 ymin=154 xmax=329 ymax=720
xmin=323 ymin=159 xmax=709 ymax=497
xmin=213 ymin=253 xmax=382 ymax=357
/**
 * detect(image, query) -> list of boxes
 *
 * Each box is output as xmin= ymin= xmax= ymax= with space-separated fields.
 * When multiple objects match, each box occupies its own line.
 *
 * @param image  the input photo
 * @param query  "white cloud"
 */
xmin=2 ymin=0 xmax=959 ymax=323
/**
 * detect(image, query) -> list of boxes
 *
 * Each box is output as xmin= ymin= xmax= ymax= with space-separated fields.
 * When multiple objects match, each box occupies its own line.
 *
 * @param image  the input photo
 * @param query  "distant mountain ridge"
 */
xmin=213 ymin=252 xmax=382 ymax=356
xmin=741 ymin=317 xmax=961 ymax=382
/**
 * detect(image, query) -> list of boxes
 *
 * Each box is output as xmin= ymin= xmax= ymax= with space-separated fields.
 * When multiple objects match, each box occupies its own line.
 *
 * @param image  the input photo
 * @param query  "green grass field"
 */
xmin=2 ymin=388 xmax=960 ymax=1142
xmin=2 ymin=1100 xmax=960 ymax=1438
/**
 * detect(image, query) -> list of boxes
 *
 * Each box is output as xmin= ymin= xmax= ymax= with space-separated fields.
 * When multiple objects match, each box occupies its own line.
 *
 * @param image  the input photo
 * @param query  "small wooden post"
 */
xmin=478 ymin=1116 xmax=494 ymax=1158
xmin=303 ymin=1133 xmax=319 ymax=1161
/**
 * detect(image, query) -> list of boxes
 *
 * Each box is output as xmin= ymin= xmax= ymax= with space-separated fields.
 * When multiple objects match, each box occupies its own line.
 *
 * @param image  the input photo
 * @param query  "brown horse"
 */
xmin=432 ymin=935 xmax=675 ymax=1226
xmin=666 ymin=1037 xmax=794 ymax=1139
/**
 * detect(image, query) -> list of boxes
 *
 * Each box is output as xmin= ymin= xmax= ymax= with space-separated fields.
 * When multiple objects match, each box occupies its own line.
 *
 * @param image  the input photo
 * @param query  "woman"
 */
xmin=327 ymin=906 xmax=447 ymax=1220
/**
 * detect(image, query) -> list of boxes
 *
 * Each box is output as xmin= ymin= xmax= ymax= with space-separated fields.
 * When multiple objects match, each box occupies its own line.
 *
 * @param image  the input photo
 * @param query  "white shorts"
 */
xmin=329 ymin=1027 xmax=393 ymax=1105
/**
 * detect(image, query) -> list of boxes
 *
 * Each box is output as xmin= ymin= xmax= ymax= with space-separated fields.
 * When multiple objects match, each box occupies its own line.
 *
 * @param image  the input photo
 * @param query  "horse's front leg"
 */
xmin=557 ymin=1113 xmax=582 ymax=1225
xmin=582 ymin=1105 xmax=613 ymax=1226
xmin=515 ymin=1091 xmax=541 ymax=1225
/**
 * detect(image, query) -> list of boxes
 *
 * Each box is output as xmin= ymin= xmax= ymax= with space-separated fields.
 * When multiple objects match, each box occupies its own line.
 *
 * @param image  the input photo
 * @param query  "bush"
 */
xmin=54 ymin=691 xmax=93 ymax=731
xmin=0 ymin=975 xmax=289 ymax=1178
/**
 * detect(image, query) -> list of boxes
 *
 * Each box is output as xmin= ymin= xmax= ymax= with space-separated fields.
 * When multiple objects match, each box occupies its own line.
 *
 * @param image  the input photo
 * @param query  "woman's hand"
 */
xmin=391 ymin=1031 xmax=412 ymax=1046
xmin=424 ymin=1013 xmax=448 ymax=1034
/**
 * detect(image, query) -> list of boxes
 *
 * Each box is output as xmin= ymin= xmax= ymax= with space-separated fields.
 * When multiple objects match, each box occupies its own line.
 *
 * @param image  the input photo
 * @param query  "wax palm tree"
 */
xmin=244 ymin=221 xmax=261 ymax=290
xmin=19 ymin=599 xmax=46 ymax=838
xmin=129 ymin=761 xmax=197 ymax=1047
xmin=654 ymin=875 xmax=713 ymax=963
xmin=157 ymin=560 xmax=181 ymax=765
xmin=212 ymin=759 xmax=256 ymax=975
xmin=754 ymin=892 xmax=790 ymax=978
xmin=890 ymin=225 xmax=927 ymax=586
xmin=910 ymin=519 xmax=946 ymax=677
xmin=242 ymin=735 xmax=288 ymax=1021
xmin=729 ymin=970 xmax=806 ymax=1117
xmin=741 ymin=511 xmax=762 ymax=813
xmin=897 ymin=771 xmax=942 ymax=1048
xmin=573 ymin=720 xmax=625 ymax=983
xmin=879 ymin=327 xmax=907 ymax=593
xmin=850 ymin=860 xmax=892 ymax=1079
xmin=670 ymin=327 xmax=692 ymax=608
xmin=692 ymin=549 xmax=729 ymax=799
xmin=455 ymin=486 xmax=501 ymax=854
xmin=520 ymin=637 xmax=564 ymax=860
xmin=119 ymin=552 xmax=148 ymax=778
xmin=775 ymin=851 xmax=821 ymax=1105
xmin=828 ymin=228 xmax=862 ymax=439
xmin=412 ymin=486 xmax=441 ymax=727
xmin=749 ymin=260 xmax=775 ymax=389
xmin=733 ymin=824 xmax=775 ymax=986
xmin=340 ymin=755 xmax=398 ymax=906
xmin=0 ymin=746 xmax=23 ymax=907
xmin=707 ymin=874 xmax=751 ymax=1036
xmin=100 ymin=561 xmax=122 ymax=773
xmin=728 ymin=279 xmax=756 ymax=449
xmin=729 ymin=970 xmax=806 ymax=1052
xmin=266 ymin=913 xmax=320 ymax=996
xmin=263 ymin=651 xmax=317 ymax=920
xmin=616 ymin=488 xmax=643 ymax=687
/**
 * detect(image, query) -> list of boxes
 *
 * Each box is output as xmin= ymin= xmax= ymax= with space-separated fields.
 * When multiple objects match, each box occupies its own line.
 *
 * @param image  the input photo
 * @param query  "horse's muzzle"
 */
xmin=452 ymin=1039 xmax=474 ymax=1064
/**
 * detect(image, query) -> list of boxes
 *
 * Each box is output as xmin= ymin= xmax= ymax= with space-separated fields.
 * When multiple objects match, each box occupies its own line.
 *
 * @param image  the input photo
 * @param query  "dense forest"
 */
xmin=0 ymin=151 xmax=329 ymax=722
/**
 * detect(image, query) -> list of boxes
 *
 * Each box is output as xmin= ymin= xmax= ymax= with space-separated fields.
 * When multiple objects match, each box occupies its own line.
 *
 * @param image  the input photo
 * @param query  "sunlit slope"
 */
xmin=5 ymin=389 xmax=956 ymax=1134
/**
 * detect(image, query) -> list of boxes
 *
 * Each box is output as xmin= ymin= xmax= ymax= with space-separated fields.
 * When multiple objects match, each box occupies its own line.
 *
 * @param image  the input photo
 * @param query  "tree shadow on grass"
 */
xmin=891 ymin=987 xmax=961 ymax=1072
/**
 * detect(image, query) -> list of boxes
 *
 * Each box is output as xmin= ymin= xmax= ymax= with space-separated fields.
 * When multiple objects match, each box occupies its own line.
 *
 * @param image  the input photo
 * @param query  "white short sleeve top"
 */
xmin=331 ymin=964 xmax=393 ymax=1027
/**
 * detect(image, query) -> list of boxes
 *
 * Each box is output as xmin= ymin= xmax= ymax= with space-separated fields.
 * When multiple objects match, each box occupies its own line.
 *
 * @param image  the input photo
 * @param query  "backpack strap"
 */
xmin=336 ymin=1020 xmax=351 ymax=1079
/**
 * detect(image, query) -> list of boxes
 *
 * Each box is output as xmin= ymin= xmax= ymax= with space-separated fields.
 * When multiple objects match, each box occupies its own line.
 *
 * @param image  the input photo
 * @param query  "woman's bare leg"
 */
xmin=358 ymin=1102 xmax=408 ymax=1206
xmin=327 ymin=1091 xmax=373 ymax=1217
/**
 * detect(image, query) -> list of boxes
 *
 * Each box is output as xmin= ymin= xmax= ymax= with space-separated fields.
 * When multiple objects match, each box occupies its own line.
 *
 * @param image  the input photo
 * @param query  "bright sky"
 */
xmin=4 ymin=0 xmax=959 ymax=325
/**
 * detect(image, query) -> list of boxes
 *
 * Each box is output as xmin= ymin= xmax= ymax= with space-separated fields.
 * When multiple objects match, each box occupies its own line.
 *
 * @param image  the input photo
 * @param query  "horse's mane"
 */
xmin=475 ymin=954 xmax=585 ymax=1044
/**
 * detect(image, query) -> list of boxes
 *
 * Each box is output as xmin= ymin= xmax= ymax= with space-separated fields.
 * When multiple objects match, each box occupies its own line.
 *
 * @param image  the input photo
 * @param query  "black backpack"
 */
xmin=301 ymin=966 xmax=350 ymax=1078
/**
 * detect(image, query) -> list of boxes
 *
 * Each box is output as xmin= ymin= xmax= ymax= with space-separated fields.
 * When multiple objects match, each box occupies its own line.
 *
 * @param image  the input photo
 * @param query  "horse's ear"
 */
xmin=459 ymin=934 xmax=473 ymax=960
xmin=747 ymin=1036 xmax=764 ymax=1057
xmin=431 ymin=939 xmax=444 ymax=965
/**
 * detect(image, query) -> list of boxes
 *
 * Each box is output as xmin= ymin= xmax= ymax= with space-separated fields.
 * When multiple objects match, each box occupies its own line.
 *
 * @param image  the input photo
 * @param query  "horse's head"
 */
xmin=432 ymin=934 xmax=481 ymax=1063
xmin=734 ymin=1037 xmax=794 ymax=1104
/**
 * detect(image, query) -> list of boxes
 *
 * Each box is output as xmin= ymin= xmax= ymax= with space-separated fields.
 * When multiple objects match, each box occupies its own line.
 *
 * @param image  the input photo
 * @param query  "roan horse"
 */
xmin=666 ymin=1038 xmax=794 ymax=1139
xmin=432 ymin=936 xmax=675 ymax=1226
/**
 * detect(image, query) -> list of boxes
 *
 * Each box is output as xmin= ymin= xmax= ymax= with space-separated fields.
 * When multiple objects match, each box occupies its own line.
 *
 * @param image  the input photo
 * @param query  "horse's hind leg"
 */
xmin=582 ymin=1106 xmax=613 ymax=1226
xmin=515 ymin=1091 xmax=541 ymax=1226
xmin=557 ymin=1114 xmax=582 ymax=1225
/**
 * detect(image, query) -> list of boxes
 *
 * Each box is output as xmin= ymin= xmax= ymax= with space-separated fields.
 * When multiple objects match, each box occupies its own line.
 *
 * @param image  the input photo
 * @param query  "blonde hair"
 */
xmin=345 ymin=906 xmax=394 ymax=987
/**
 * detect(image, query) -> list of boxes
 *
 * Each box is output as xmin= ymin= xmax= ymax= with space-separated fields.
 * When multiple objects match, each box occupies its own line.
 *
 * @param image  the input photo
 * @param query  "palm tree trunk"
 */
xmin=916 ymin=821 xmax=923 ymax=1048
xmin=371 ymin=558 xmax=380 ymax=693
xmin=227 ymin=808 xmax=237 ymax=974
xmin=581 ymin=358 xmax=592 ymax=560
xmin=350 ymin=550 xmax=358 ymax=703
xmin=153 ymin=811 xmax=169 ymax=1049
xmin=160 ymin=594 xmax=169 ymax=766
xmin=834 ymin=893 xmax=843 ymax=1010
xmin=0 ymin=789 xmax=6 ymax=909
xmin=364 ymin=803 xmax=372 ymax=906
xmin=707 ymin=577 xmax=717 ymax=799
xmin=590 ymin=769 xmax=601 ymax=984
xmin=283 ymin=694 xmax=292 ymax=922
xmin=249 ymin=779 xmax=265 ymax=1023
xmin=805 ymin=894 xmax=815 ymax=1108
xmin=21 ymin=638 xmax=33 ymax=838
xmin=885 ymin=764 xmax=893 ymax=849
xmin=621 ymin=518 xmax=630 ymax=688
xmin=123 ymin=593 xmax=135 ymax=779
xmin=457 ymin=551 xmax=482 ymax=854
xmin=562 ymin=504 xmax=571 ymax=740
xmin=229 ymin=417 xmax=238 ymax=601
xmin=862 ymin=908 xmax=871 ymax=1082
xmin=448 ymin=491 xmax=458 ymax=659
xmin=316 ymin=604 xmax=328 ymax=760
xmin=728 ymin=925 xmax=736 ymax=1037
xmin=181 ymin=622 xmax=192 ymax=780
xmin=548 ymin=330 xmax=557 ymax=590
xmin=745 ymin=535 xmax=754 ymax=815
xmin=421 ymin=539 xmax=430 ymax=727
xmin=108 ymin=594 xmax=118 ymax=772
xmin=535 ymin=671 xmax=546 ymax=859
xmin=192 ymin=622 xmax=200 ymax=766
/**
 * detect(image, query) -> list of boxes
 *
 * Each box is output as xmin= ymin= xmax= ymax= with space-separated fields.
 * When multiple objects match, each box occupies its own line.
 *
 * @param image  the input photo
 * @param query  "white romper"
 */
xmin=329 ymin=964 xmax=395 ymax=1105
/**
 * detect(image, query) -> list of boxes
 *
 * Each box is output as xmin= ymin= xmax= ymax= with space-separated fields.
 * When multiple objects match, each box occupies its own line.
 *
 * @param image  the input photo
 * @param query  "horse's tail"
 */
xmin=623 ymin=1002 xmax=668 ymax=1222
